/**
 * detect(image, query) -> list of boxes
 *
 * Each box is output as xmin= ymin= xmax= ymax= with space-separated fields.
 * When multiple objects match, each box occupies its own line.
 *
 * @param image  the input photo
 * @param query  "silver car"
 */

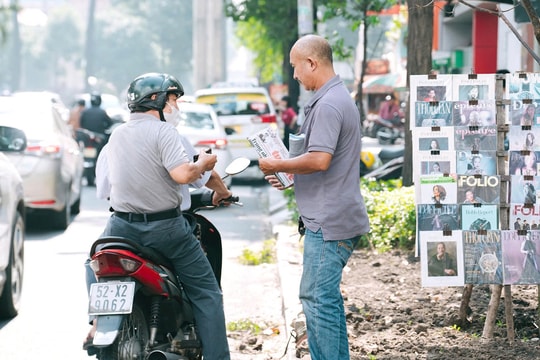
xmin=176 ymin=102 xmax=234 ymax=187
xmin=0 ymin=126 xmax=26 ymax=319
xmin=0 ymin=94 xmax=84 ymax=230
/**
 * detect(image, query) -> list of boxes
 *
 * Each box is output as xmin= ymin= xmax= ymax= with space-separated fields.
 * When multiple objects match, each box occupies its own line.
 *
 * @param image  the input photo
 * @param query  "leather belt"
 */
xmin=114 ymin=207 xmax=181 ymax=223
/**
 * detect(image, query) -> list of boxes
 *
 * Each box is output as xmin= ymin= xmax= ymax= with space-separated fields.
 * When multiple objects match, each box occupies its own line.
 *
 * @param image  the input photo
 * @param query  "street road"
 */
xmin=0 ymin=181 xmax=278 ymax=359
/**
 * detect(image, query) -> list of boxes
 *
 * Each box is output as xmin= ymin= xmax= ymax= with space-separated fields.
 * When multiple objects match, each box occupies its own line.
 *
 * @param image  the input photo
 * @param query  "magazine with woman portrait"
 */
xmin=452 ymin=74 xmax=496 ymax=101
xmin=417 ymin=175 xmax=458 ymax=205
xmin=412 ymin=126 xmax=455 ymax=153
xmin=507 ymin=126 xmax=540 ymax=151
xmin=510 ymin=175 xmax=540 ymax=205
xmin=501 ymin=230 xmax=540 ymax=285
xmin=508 ymin=150 xmax=540 ymax=176
xmin=505 ymin=72 xmax=540 ymax=101
xmin=420 ymin=230 xmax=465 ymax=287
xmin=454 ymin=126 xmax=497 ymax=152
xmin=456 ymin=151 xmax=497 ymax=176
xmin=509 ymin=100 xmax=540 ymax=127
xmin=456 ymin=175 xmax=500 ymax=205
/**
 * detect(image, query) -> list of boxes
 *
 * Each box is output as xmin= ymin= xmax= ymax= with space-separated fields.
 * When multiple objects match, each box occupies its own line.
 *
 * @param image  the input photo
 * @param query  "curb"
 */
xmin=274 ymin=224 xmax=304 ymax=360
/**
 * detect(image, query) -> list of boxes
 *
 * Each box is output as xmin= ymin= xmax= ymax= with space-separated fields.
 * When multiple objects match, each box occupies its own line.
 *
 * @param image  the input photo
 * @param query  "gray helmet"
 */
xmin=127 ymin=72 xmax=184 ymax=112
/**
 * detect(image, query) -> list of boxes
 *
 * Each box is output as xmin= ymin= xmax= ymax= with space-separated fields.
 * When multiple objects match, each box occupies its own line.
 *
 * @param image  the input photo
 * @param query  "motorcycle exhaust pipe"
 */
xmin=147 ymin=350 xmax=184 ymax=360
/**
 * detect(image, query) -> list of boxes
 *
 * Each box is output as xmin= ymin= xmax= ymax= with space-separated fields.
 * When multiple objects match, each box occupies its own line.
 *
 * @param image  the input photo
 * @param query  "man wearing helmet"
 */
xmin=87 ymin=73 xmax=231 ymax=359
xmin=80 ymin=92 xmax=113 ymax=136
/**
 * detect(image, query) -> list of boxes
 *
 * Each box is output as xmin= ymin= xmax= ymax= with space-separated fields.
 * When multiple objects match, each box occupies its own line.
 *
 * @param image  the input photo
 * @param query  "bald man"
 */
xmin=258 ymin=34 xmax=370 ymax=360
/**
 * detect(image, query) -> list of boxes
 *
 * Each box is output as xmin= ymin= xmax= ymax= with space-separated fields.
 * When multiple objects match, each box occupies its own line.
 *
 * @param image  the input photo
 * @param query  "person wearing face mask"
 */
xmin=82 ymin=73 xmax=232 ymax=360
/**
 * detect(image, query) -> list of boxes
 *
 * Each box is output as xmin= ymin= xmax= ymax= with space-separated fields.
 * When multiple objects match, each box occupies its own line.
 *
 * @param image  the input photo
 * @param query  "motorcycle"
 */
xmin=86 ymin=157 xmax=250 ymax=360
xmin=376 ymin=115 xmax=405 ymax=145
xmin=360 ymin=146 xmax=404 ymax=180
xmin=76 ymin=129 xmax=107 ymax=186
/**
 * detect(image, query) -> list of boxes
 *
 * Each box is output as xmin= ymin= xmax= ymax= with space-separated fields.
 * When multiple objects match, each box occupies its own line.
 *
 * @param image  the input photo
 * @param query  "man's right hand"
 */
xmin=196 ymin=148 xmax=217 ymax=172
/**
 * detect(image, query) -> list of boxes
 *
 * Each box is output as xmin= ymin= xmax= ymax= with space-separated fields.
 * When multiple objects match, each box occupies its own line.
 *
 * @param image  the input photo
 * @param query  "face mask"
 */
xmin=163 ymin=102 xmax=180 ymax=127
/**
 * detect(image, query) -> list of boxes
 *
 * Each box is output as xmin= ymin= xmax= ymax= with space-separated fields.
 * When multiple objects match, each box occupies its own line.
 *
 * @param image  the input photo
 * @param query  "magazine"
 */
xmin=509 ymin=203 xmax=540 ymax=231
xmin=501 ymin=230 xmax=540 ymax=285
xmin=462 ymin=230 xmax=503 ymax=284
xmin=452 ymin=73 xmax=496 ymax=101
xmin=412 ymin=126 xmax=455 ymax=153
xmin=454 ymin=126 xmax=497 ymax=152
xmin=415 ymin=150 xmax=456 ymax=178
xmin=417 ymin=204 xmax=460 ymax=232
xmin=505 ymin=72 xmax=540 ymax=100
xmin=460 ymin=204 xmax=499 ymax=231
xmin=452 ymin=100 xmax=497 ymax=127
xmin=508 ymin=99 xmax=540 ymax=126
xmin=410 ymin=74 xmax=453 ymax=103
xmin=419 ymin=230 xmax=465 ymax=287
xmin=456 ymin=150 xmax=497 ymax=176
xmin=247 ymin=126 xmax=294 ymax=188
xmin=506 ymin=126 xmax=540 ymax=151
xmin=456 ymin=175 xmax=500 ymax=205
xmin=510 ymin=175 xmax=540 ymax=205
xmin=508 ymin=150 xmax=540 ymax=176
xmin=416 ymin=175 xmax=457 ymax=205
xmin=412 ymin=101 xmax=454 ymax=128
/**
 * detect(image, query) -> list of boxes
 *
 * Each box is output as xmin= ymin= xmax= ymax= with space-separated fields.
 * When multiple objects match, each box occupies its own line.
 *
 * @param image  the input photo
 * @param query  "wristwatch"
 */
xmin=479 ymin=252 xmax=499 ymax=277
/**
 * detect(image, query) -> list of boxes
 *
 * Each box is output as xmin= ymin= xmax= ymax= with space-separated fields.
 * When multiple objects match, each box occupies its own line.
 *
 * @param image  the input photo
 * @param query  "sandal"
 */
xmin=292 ymin=314 xmax=309 ymax=358
xmin=83 ymin=332 xmax=98 ymax=356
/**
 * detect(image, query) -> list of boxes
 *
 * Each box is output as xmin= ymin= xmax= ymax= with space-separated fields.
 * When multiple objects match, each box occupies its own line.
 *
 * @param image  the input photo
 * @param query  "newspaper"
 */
xmin=247 ymin=127 xmax=294 ymax=188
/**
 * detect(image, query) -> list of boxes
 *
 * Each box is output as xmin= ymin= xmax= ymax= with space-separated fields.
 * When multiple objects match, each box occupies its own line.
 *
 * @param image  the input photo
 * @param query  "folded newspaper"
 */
xmin=247 ymin=127 xmax=295 ymax=188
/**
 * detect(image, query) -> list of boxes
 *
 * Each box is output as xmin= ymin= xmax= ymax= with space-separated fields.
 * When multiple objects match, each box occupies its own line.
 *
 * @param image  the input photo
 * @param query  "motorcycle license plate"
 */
xmin=84 ymin=147 xmax=97 ymax=158
xmin=88 ymin=282 xmax=135 ymax=315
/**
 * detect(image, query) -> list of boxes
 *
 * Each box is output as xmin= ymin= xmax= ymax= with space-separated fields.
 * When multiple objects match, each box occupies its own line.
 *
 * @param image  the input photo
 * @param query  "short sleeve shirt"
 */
xmin=294 ymin=76 xmax=370 ymax=240
xmin=106 ymin=113 xmax=190 ymax=213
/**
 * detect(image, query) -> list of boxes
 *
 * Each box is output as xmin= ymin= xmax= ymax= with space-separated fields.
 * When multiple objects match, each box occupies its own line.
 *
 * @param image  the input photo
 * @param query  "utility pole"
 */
xmin=296 ymin=0 xmax=314 ymax=124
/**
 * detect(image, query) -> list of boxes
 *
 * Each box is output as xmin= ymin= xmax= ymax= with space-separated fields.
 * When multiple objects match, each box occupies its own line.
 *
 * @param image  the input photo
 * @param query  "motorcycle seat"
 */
xmin=90 ymin=236 xmax=175 ymax=270
xmin=379 ymin=147 xmax=404 ymax=162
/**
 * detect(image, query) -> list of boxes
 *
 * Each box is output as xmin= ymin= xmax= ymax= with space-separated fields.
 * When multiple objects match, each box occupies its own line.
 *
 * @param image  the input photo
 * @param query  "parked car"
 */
xmin=0 ymin=94 xmax=84 ymax=230
xmin=194 ymin=86 xmax=277 ymax=179
xmin=0 ymin=126 xmax=26 ymax=319
xmin=75 ymin=92 xmax=130 ymax=123
xmin=176 ymin=102 xmax=233 ymax=187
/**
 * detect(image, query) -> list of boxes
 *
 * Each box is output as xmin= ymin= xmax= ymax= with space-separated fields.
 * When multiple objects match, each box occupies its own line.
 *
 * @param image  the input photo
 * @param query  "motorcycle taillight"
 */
xmin=90 ymin=253 xmax=142 ymax=276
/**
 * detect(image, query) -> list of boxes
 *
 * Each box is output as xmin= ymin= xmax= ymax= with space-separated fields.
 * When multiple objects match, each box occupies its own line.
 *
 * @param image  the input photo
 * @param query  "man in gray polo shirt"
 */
xmin=259 ymin=35 xmax=370 ymax=360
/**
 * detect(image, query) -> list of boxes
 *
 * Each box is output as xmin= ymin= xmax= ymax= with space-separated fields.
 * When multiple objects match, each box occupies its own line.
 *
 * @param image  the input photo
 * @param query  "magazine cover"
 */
xmin=507 ymin=126 xmax=540 ymax=151
xmin=412 ymin=101 xmax=454 ymax=128
xmin=417 ymin=175 xmax=457 ymax=204
xmin=460 ymin=204 xmax=499 ymax=231
xmin=420 ymin=230 xmax=465 ymax=287
xmin=410 ymin=74 xmax=453 ymax=103
xmin=412 ymin=126 xmax=455 ymax=153
xmin=510 ymin=175 xmax=540 ymax=205
xmin=505 ymin=72 xmax=540 ymax=100
xmin=417 ymin=204 xmax=460 ymax=232
xmin=452 ymin=100 xmax=497 ymax=127
xmin=456 ymin=175 xmax=500 ymax=205
xmin=508 ymin=100 xmax=540 ymax=126
xmin=452 ymin=73 xmax=496 ymax=101
xmin=509 ymin=203 xmax=540 ymax=231
xmin=508 ymin=150 xmax=540 ymax=176
xmin=501 ymin=230 xmax=540 ymax=285
xmin=456 ymin=150 xmax=497 ymax=176
xmin=415 ymin=150 xmax=456 ymax=178
xmin=454 ymin=126 xmax=497 ymax=152
xmin=247 ymin=126 xmax=294 ymax=188
xmin=463 ymin=230 xmax=503 ymax=284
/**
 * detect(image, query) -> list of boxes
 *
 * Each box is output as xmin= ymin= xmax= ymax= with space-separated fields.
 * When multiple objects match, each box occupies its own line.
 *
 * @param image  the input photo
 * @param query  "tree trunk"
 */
xmin=85 ymin=0 xmax=96 ymax=92
xmin=404 ymin=0 xmax=433 ymax=186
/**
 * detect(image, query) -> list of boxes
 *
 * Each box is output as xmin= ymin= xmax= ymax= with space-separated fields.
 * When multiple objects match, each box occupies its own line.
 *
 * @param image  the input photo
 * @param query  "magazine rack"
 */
xmin=412 ymin=71 xmax=540 ymax=341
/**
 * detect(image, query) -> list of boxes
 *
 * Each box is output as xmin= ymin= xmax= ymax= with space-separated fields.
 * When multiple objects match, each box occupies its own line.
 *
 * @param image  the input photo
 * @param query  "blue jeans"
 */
xmin=86 ymin=213 xmax=230 ymax=360
xmin=299 ymin=228 xmax=359 ymax=360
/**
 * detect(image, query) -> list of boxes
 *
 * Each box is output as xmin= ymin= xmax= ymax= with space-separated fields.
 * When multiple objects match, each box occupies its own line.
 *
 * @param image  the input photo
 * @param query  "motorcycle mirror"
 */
xmin=224 ymin=157 xmax=250 ymax=177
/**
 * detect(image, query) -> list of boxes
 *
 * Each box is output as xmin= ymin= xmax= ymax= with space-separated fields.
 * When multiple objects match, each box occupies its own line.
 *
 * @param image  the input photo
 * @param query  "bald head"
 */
xmin=290 ymin=35 xmax=336 ymax=91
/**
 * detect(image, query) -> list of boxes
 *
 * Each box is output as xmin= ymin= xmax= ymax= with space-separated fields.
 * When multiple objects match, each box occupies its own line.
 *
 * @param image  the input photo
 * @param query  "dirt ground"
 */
xmin=340 ymin=249 xmax=540 ymax=360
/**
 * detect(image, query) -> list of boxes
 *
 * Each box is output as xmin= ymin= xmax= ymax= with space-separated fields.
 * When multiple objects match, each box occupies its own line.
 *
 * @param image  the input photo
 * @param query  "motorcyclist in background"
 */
xmin=80 ymin=92 xmax=113 ymax=138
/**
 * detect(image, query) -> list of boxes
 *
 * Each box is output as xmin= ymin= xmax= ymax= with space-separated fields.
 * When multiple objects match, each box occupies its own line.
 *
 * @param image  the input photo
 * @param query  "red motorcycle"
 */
xmin=86 ymin=158 xmax=248 ymax=360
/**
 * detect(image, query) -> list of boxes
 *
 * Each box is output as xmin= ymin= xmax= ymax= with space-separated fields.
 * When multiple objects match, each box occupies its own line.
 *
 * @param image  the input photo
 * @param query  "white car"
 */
xmin=0 ymin=126 xmax=26 ymax=319
xmin=194 ymin=86 xmax=277 ymax=180
xmin=176 ymin=102 xmax=233 ymax=187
